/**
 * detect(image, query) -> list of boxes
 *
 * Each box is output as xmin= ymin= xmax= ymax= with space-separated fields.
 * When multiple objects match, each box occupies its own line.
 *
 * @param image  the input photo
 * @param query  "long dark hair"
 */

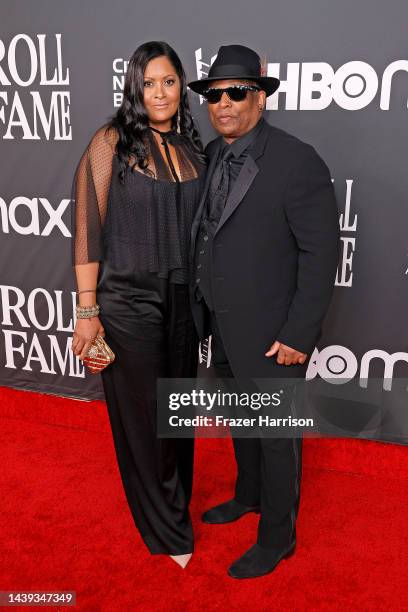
xmin=106 ymin=41 xmax=205 ymax=183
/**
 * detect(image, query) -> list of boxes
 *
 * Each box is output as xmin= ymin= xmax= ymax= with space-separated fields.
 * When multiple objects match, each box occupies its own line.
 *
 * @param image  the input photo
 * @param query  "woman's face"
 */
xmin=143 ymin=55 xmax=181 ymax=129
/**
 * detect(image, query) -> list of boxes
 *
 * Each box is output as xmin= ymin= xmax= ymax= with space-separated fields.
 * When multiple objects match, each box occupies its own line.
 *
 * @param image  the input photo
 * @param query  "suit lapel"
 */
xmin=215 ymin=119 xmax=270 ymax=236
xmin=215 ymin=155 xmax=259 ymax=235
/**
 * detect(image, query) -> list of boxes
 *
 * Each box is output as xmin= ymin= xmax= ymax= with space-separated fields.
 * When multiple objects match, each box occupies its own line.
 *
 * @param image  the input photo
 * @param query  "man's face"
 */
xmin=205 ymin=79 xmax=266 ymax=142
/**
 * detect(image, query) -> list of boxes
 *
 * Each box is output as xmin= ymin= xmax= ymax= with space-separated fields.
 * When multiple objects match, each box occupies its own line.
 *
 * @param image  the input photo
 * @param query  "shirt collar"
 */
xmin=222 ymin=117 xmax=265 ymax=159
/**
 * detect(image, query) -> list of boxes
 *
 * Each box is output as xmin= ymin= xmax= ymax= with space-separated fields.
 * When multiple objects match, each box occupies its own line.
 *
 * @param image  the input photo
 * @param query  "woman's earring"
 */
xmin=176 ymin=107 xmax=181 ymax=133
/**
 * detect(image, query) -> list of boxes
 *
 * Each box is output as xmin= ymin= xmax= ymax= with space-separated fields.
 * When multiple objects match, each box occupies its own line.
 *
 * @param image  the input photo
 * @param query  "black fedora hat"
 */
xmin=188 ymin=44 xmax=280 ymax=97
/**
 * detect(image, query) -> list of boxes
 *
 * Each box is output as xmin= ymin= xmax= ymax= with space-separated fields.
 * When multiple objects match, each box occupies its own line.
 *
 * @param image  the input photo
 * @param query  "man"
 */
xmin=188 ymin=45 xmax=340 ymax=579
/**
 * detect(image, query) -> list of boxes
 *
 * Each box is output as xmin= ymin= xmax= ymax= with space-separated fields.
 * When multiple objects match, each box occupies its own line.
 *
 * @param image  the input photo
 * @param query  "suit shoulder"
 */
xmin=265 ymin=122 xmax=313 ymax=152
xmin=265 ymin=122 xmax=330 ymax=172
xmin=204 ymin=136 xmax=221 ymax=157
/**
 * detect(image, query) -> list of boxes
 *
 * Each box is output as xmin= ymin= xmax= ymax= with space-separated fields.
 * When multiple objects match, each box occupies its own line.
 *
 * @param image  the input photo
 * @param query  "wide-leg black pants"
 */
xmin=210 ymin=311 xmax=303 ymax=549
xmin=98 ymin=272 xmax=198 ymax=555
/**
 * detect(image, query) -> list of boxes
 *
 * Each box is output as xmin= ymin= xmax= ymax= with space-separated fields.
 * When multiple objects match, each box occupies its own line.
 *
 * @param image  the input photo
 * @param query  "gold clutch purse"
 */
xmin=82 ymin=335 xmax=115 ymax=374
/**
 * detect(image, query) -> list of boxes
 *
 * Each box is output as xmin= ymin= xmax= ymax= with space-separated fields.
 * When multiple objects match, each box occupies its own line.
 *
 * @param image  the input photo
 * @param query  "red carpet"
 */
xmin=1 ymin=385 xmax=408 ymax=611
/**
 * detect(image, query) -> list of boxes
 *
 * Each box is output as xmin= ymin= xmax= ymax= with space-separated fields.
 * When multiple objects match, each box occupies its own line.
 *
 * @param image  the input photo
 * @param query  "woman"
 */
xmin=70 ymin=41 xmax=206 ymax=569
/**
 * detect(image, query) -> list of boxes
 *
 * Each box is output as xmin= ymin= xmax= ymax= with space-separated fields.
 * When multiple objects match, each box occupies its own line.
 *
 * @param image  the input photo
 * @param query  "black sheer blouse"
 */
xmin=71 ymin=124 xmax=206 ymax=283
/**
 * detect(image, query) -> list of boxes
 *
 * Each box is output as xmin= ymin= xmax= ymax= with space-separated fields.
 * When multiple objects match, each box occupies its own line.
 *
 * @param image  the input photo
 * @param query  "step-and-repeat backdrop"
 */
xmin=1 ymin=1 xmax=407 ymax=441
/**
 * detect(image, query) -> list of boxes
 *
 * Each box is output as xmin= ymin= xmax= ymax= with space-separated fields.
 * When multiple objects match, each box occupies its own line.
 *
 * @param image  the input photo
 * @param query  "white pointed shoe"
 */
xmin=169 ymin=553 xmax=192 ymax=568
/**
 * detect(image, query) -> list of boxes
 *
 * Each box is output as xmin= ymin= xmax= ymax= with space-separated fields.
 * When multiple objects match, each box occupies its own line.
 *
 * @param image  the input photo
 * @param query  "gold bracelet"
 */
xmin=77 ymin=289 xmax=97 ymax=295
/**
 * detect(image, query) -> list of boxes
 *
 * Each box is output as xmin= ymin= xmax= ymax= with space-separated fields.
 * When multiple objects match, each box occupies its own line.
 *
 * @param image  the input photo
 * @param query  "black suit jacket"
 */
xmin=189 ymin=119 xmax=340 ymax=379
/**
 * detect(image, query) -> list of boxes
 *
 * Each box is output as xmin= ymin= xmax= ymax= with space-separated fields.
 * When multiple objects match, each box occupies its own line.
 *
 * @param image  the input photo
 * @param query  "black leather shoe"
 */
xmin=228 ymin=541 xmax=296 ymax=579
xmin=201 ymin=499 xmax=260 ymax=524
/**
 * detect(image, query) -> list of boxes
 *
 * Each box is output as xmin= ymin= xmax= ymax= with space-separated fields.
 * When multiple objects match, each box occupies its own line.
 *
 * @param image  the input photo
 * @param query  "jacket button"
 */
xmin=199 ymin=249 xmax=204 ymax=255
xmin=197 ymin=264 xmax=202 ymax=269
xmin=196 ymin=278 xmax=201 ymax=284
xmin=203 ymin=235 xmax=209 ymax=241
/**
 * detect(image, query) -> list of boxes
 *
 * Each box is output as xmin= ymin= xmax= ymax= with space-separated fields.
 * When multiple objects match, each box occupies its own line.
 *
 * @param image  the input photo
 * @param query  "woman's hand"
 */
xmin=71 ymin=317 xmax=105 ymax=360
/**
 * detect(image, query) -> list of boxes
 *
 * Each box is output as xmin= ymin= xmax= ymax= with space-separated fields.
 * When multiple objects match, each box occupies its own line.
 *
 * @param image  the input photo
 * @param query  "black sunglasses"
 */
xmin=201 ymin=84 xmax=261 ymax=104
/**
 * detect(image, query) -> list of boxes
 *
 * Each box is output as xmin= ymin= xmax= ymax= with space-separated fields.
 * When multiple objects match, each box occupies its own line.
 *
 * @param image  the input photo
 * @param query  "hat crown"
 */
xmin=187 ymin=44 xmax=280 ymax=97
xmin=209 ymin=44 xmax=262 ymax=78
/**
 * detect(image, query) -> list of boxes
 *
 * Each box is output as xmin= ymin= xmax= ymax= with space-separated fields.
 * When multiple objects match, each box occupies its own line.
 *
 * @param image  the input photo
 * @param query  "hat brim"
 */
xmin=188 ymin=75 xmax=280 ymax=97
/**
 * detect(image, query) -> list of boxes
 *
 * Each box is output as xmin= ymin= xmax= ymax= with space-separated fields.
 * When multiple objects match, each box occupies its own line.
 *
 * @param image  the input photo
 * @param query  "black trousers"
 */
xmin=210 ymin=311 xmax=303 ymax=549
xmin=98 ymin=276 xmax=198 ymax=555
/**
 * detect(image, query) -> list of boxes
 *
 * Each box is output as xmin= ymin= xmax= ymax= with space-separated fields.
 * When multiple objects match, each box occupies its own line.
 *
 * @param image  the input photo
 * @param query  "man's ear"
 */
xmin=259 ymin=90 xmax=266 ymax=110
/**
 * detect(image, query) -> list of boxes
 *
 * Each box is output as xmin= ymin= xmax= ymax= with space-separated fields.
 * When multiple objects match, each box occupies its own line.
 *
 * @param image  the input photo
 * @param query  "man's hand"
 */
xmin=265 ymin=341 xmax=308 ymax=365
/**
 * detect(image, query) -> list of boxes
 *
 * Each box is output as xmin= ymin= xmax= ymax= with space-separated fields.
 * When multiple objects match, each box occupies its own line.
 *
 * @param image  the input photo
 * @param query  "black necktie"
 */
xmin=208 ymin=147 xmax=233 ymax=228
